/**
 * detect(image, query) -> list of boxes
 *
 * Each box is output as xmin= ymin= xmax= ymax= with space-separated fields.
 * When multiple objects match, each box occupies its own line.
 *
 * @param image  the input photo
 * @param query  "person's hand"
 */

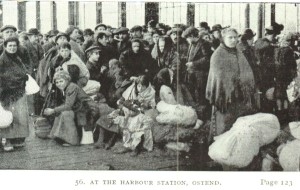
xmin=100 ymin=66 xmax=108 ymax=73
xmin=48 ymin=83 xmax=53 ymax=91
xmin=185 ymin=62 xmax=193 ymax=68
xmin=130 ymin=76 xmax=138 ymax=82
xmin=44 ymin=108 xmax=55 ymax=116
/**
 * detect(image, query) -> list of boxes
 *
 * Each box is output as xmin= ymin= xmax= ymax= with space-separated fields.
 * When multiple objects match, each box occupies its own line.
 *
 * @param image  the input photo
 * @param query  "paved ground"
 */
xmin=0 ymin=119 xmax=212 ymax=171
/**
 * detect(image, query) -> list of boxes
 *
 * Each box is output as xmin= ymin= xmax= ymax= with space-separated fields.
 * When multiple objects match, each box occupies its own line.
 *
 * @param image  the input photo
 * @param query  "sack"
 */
xmin=0 ymin=103 xmax=13 ymax=128
xmin=80 ymin=128 xmax=94 ymax=145
xmin=25 ymin=74 xmax=40 ymax=95
xmin=82 ymin=80 xmax=101 ymax=96
xmin=33 ymin=116 xmax=52 ymax=139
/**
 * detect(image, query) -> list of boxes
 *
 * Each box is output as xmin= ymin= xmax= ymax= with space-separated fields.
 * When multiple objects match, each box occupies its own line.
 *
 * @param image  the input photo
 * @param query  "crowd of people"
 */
xmin=1 ymin=19 xmax=300 ymax=171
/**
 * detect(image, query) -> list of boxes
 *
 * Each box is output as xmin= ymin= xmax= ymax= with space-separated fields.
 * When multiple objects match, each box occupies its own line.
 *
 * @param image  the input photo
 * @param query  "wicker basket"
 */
xmin=33 ymin=117 xmax=52 ymax=139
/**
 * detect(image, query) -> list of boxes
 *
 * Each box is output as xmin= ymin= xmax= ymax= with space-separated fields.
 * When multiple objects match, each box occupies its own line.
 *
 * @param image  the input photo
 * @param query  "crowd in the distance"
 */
xmin=1 ymin=19 xmax=300 ymax=171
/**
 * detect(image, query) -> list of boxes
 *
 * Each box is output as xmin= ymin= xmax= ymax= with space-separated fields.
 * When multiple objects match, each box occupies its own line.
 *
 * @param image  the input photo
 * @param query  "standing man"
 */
xmin=43 ymin=29 xmax=59 ymax=53
xmin=114 ymin=27 xmax=131 ymax=56
xmin=182 ymin=26 xmax=213 ymax=120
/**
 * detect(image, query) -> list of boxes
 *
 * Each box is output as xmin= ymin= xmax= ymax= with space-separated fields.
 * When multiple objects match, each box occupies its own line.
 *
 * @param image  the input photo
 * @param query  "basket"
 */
xmin=33 ymin=117 xmax=52 ymax=139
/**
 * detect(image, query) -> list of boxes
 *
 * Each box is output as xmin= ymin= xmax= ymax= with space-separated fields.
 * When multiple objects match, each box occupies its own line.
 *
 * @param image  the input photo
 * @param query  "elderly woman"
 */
xmin=206 ymin=28 xmax=257 ymax=143
xmin=0 ymin=37 xmax=30 ymax=151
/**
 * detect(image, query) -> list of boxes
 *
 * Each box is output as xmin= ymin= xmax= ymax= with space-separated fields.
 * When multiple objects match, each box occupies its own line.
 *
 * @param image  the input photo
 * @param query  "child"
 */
xmin=85 ymin=46 xmax=107 ymax=82
xmin=44 ymin=70 xmax=94 ymax=146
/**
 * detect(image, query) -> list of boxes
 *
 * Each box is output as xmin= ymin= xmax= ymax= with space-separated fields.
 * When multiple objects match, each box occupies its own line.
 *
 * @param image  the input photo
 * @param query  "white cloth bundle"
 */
xmin=209 ymin=126 xmax=260 ymax=168
xmin=0 ymin=103 xmax=13 ymax=128
xmin=82 ymin=80 xmax=101 ymax=96
xmin=156 ymin=101 xmax=198 ymax=127
xmin=231 ymin=113 xmax=280 ymax=146
xmin=277 ymin=140 xmax=300 ymax=171
xmin=289 ymin=121 xmax=300 ymax=140
xmin=25 ymin=74 xmax=40 ymax=95
xmin=80 ymin=128 xmax=94 ymax=145
xmin=209 ymin=113 xmax=280 ymax=168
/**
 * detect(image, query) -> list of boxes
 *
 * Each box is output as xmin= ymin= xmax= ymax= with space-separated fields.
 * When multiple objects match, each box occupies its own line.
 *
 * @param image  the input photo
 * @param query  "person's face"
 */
xmin=213 ymin=31 xmax=221 ymax=39
xmin=158 ymin=40 xmax=165 ymax=52
xmin=137 ymin=82 xmax=147 ymax=92
xmin=98 ymin=35 xmax=109 ymax=46
xmin=147 ymin=26 xmax=154 ymax=33
xmin=83 ymin=35 xmax=92 ymax=41
xmin=201 ymin=34 xmax=210 ymax=42
xmin=119 ymin=33 xmax=128 ymax=41
xmin=152 ymin=34 xmax=160 ymax=44
xmin=187 ymin=36 xmax=197 ymax=45
xmin=2 ymin=28 xmax=16 ymax=40
xmin=56 ymin=36 xmax=68 ymax=45
xmin=59 ymin=48 xmax=71 ymax=59
xmin=223 ymin=31 xmax=238 ymax=48
xmin=43 ymin=35 xmax=49 ymax=42
xmin=144 ymin=35 xmax=153 ymax=45
xmin=108 ymin=35 xmax=114 ymax=43
xmin=70 ymin=29 xmax=80 ymax=39
xmin=29 ymin=34 xmax=39 ymax=43
xmin=5 ymin=41 xmax=18 ymax=54
xmin=19 ymin=37 xmax=28 ymax=47
xmin=170 ymin=33 xmax=178 ymax=44
xmin=132 ymin=30 xmax=142 ymax=39
xmin=55 ymin=78 xmax=68 ymax=91
xmin=96 ymin=26 xmax=106 ymax=32
xmin=247 ymin=38 xmax=254 ymax=46
xmin=132 ymin=42 xmax=140 ymax=53
xmin=76 ymin=38 xmax=83 ymax=46
xmin=89 ymin=50 xmax=100 ymax=62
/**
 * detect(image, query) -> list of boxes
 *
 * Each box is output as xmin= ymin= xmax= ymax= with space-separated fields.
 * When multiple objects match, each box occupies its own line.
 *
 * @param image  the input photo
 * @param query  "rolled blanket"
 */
xmin=277 ymin=140 xmax=300 ymax=171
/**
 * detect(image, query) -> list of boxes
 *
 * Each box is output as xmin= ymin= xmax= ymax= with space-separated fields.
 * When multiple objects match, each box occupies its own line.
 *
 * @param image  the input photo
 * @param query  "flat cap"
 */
xmin=55 ymin=32 xmax=70 ymax=43
xmin=85 ymin=45 xmax=101 ymax=54
xmin=167 ymin=27 xmax=183 ymax=36
xmin=1 ymin=25 xmax=17 ymax=32
xmin=27 ymin=28 xmax=40 ymax=35
xmin=113 ymin=27 xmax=129 ymax=34
xmin=95 ymin=23 xmax=107 ymax=31
xmin=130 ymin=25 xmax=143 ymax=32
xmin=211 ymin=24 xmax=229 ymax=33
xmin=47 ymin=29 xmax=60 ymax=37
xmin=182 ymin=26 xmax=199 ymax=38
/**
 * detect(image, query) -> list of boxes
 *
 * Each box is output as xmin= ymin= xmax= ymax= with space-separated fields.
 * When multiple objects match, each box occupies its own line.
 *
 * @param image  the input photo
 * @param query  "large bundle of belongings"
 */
xmin=208 ymin=113 xmax=280 ymax=168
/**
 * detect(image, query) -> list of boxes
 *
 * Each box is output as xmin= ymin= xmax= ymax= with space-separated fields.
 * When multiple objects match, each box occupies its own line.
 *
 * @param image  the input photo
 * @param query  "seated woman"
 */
xmin=44 ymin=70 xmax=94 ymax=146
xmin=94 ymin=75 xmax=155 ymax=150
xmin=113 ymin=99 xmax=154 ymax=157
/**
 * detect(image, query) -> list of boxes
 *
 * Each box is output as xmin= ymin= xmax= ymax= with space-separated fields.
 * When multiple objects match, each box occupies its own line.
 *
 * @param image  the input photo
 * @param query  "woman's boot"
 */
xmin=94 ymin=127 xmax=105 ymax=149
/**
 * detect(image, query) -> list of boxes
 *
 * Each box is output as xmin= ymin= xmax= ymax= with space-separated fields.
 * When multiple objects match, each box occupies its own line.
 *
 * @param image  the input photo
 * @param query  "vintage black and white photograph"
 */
xmin=0 ymin=0 xmax=300 ymax=174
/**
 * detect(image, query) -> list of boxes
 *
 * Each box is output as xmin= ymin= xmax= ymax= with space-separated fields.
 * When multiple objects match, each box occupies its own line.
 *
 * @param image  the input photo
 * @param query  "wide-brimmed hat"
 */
xmin=113 ymin=27 xmax=129 ymax=35
xmin=265 ymin=22 xmax=284 ymax=35
xmin=0 ymin=25 xmax=17 ymax=33
xmin=95 ymin=23 xmax=107 ymax=31
xmin=55 ymin=32 xmax=70 ymax=42
xmin=27 ymin=28 xmax=40 ymax=36
xmin=210 ymin=24 xmax=230 ymax=33
xmin=241 ymin=28 xmax=256 ymax=39
xmin=199 ymin=22 xmax=210 ymax=30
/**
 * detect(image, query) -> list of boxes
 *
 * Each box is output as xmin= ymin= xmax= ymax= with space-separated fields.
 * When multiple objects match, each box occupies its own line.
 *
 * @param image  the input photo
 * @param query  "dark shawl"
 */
xmin=206 ymin=43 xmax=255 ymax=113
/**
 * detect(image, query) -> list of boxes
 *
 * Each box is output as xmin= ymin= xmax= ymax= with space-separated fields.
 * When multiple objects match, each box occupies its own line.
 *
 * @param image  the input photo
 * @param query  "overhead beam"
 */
xmin=18 ymin=1 xmax=26 ymax=31
xmin=187 ymin=3 xmax=195 ymax=26
xmin=68 ymin=1 xmax=79 ymax=26
xmin=145 ymin=2 xmax=159 ymax=25
xmin=258 ymin=3 xmax=264 ymax=38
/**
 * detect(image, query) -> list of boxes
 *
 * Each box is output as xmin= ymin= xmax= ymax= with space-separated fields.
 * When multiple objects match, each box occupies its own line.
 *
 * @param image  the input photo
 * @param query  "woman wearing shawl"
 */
xmin=0 ymin=37 xmax=30 ymax=151
xmin=206 ymin=28 xmax=257 ymax=143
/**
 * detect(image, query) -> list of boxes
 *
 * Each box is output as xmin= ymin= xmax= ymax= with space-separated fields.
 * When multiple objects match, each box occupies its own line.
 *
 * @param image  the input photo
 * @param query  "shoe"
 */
xmin=2 ymin=139 xmax=14 ymax=152
xmin=114 ymin=147 xmax=131 ymax=154
xmin=94 ymin=143 xmax=105 ymax=149
xmin=13 ymin=142 xmax=25 ymax=148
xmin=130 ymin=150 xmax=139 ymax=157
xmin=62 ymin=143 xmax=71 ymax=147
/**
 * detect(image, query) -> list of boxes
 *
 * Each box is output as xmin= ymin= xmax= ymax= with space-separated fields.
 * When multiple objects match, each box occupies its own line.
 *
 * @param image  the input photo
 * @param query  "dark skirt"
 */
xmin=0 ymin=95 xmax=29 ymax=139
